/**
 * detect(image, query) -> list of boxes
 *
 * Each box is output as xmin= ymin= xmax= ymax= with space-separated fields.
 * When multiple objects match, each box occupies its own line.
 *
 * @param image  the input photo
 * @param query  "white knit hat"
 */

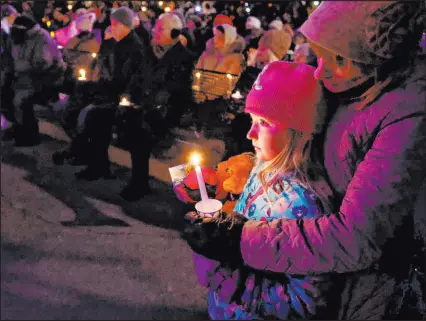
xmin=246 ymin=16 xmax=261 ymax=30
xmin=268 ymin=19 xmax=283 ymax=31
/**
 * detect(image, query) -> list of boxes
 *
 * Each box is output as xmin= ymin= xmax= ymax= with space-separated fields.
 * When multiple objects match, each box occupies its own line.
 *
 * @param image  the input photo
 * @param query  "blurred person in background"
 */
xmin=9 ymin=15 xmax=65 ymax=146
xmin=0 ymin=4 xmax=18 ymax=132
xmin=293 ymin=42 xmax=317 ymax=67
xmin=243 ymin=16 xmax=263 ymax=52
xmin=115 ymin=12 xmax=194 ymax=201
xmin=63 ymin=12 xmax=100 ymax=81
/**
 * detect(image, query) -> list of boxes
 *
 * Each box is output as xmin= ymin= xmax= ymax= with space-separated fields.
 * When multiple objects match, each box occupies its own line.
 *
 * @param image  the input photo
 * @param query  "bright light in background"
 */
xmin=67 ymin=4 xmax=72 ymax=10
xmin=313 ymin=1 xmax=320 ymax=7
xmin=50 ymin=31 xmax=55 ymax=37
xmin=46 ymin=20 xmax=51 ymax=27
xmin=190 ymin=152 xmax=202 ymax=166
xmin=195 ymin=5 xmax=201 ymax=12
xmin=226 ymin=73 xmax=233 ymax=80
xmin=245 ymin=7 xmax=250 ymax=13
xmin=91 ymin=53 xmax=97 ymax=58
xmin=195 ymin=72 xmax=201 ymax=78
xmin=141 ymin=6 xmax=147 ymax=12
xmin=244 ymin=2 xmax=248 ymax=6
xmin=158 ymin=1 xmax=164 ymax=7
xmin=164 ymin=6 xmax=171 ymax=12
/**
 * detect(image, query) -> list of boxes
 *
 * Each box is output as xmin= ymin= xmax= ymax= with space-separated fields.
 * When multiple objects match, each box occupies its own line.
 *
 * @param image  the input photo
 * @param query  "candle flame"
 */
xmin=158 ymin=1 xmax=164 ymax=7
xmin=120 ymin=97 xmax=131 ymax=106
xmin=190 ymin=152 xmax=202 ymax=166
xmin=78 ymin=69 xmax=87 ymax=81
xmin=91 ymin=52 xmax=97 ymax=58
xmin=46 ymin=21 xmax=51 ymax=27
xmin=165 ymin=6 xmax=171 ymax=12
xmin=141 ymin=6 xmax=147 ymax=11
xmin=67 ymin=4 xmax=73 ymax=10
xmin=195 ymin=72 xmax=201 ymax=79
xmin=50 ymin=31 xmax=55 ymax=37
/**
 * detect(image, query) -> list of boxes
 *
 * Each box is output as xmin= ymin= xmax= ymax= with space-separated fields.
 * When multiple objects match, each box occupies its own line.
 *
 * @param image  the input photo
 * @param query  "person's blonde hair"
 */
xmin=258 ymin=129 xmax=313 ymax=204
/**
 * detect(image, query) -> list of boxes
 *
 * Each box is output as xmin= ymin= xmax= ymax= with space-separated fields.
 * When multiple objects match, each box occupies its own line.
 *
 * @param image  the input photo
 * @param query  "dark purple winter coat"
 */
xmin=239 ymin=57 xmax=426 ymax=319
xmin=196 ymin=56 xmax=426 ymax=319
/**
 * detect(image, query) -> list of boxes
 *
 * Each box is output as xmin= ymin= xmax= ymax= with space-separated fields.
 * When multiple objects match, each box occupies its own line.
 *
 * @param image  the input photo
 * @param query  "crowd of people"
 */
xmin=1 ymin=0 xmax=321 ymax=203
xmin=1 ymin=1 xmax=426 ymax=320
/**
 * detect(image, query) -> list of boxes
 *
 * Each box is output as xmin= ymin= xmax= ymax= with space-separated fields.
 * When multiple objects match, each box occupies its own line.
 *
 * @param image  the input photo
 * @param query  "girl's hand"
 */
xmin=182 ymin=211 xmax=248 ymax=266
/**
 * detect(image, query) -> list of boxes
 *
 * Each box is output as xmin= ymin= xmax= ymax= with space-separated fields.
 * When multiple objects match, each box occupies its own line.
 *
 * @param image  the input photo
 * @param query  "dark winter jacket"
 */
xmin=138 ymin=41 xmax=195 ymax=115
xmin=10 ymin=24 xmax=65 ymax=90
xmin=94 ymin=30 xmax=152 ymax=105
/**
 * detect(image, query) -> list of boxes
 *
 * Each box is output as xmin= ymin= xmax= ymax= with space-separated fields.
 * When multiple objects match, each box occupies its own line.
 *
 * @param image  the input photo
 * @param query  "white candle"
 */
xmin=191 ymin=152 xmax=209 ymax=202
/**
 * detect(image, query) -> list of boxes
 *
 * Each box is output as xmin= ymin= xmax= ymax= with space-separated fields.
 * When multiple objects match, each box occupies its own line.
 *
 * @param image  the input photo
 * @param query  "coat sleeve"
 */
xmin=240 ymin=98 xmax=426 ymax=274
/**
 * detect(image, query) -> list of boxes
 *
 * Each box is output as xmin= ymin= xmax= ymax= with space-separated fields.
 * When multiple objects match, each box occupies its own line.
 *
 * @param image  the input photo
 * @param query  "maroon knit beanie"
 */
xmin=245 ymin=61 xmax=325 ymax=134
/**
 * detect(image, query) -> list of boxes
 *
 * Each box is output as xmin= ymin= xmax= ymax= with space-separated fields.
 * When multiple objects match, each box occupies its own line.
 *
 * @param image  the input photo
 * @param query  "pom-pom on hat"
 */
xmin=300 ymin=1 xmax=426 ymax=65
xmin=245 ymin=61 xmax=326 ymax=133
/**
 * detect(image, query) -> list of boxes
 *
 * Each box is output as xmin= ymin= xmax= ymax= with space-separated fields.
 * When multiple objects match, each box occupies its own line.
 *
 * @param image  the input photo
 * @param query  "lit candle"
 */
xmin=194 ymin=71 xmax=201 ymax=91
xmin=78 ymin=68 xmax=87 ymax=81
xmin=226 ymin=73 xmax=233 ymax=96
xmin=46 ymin=20 xmax=51 ymax=27
xmin=50 ymin=31 xmax=55 ymax=38
xmin=158 ymin=1 xmax=164 ymax=7
xmin=119 ymin=96 xmax=131 ymax=106
xmin=67 ymin=4 xmax=73 ymax=10
xmin=91 ymin=52 xmax=97 ymax=58
xmin=164 ymin=6 xmax=170 ymax=12
xmin=190 ymin=152 xmax=208 ymax=202
xmin=141 ymin=6 xmax=147 ymax=12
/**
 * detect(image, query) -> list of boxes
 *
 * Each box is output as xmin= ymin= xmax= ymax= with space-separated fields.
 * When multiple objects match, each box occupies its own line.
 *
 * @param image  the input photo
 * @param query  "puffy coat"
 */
xmin=198 ymin=56 xmax=426 ymax=319
xmin=239 ymin=57 xmax=426 ymax=319
xmin=63 ymin=31 xmax=100 ymax=80
xmin=11 ymin=24 xmax=65 ymax=91
xmin=196 ymin=35 xmax=246 ymax=75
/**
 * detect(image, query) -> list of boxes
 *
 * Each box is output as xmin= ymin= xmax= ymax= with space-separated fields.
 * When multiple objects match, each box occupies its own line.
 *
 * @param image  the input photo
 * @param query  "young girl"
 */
xmin=187 ymin=61 xmax=334 ymax=320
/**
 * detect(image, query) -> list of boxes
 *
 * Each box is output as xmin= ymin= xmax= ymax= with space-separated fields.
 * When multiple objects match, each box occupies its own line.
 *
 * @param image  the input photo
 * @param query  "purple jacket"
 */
xmin=197 ymin=57 xmax=426 ymax=319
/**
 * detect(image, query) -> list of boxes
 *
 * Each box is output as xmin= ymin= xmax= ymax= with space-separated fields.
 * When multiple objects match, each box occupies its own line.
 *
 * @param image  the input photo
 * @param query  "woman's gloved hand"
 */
xmin=182 ymin=211 xmax=248 ymax=266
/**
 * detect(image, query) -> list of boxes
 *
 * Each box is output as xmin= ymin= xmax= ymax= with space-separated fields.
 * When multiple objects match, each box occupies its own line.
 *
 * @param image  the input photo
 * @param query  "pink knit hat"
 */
xmin=300 ymin=1 xmax=426 ymax=65
xmin=245 ymin=61 xmax=325 ymax=134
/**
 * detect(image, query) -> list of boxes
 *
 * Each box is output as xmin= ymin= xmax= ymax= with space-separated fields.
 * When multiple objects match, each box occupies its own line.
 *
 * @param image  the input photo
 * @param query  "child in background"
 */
xmin=189 ymin=61 xmax=334 ymax=320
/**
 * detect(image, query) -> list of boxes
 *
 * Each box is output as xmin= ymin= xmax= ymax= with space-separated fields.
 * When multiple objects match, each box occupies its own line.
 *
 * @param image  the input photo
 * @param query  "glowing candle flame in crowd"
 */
xmin=119 ymin=96 xmax=131 ymax=106
xmin=46 ymin=20 xmax=51 ymax=27
xmin=91 ymin=53 xmax=97 ymax=58
xmin=190 ymin=152 xmax=208 ymax=202
xmin=50 ymin=31 xmax=55 ymax=37
xmin=78 ymin=69 xmax=87 ymax=81
xmin=141 ymin=6 xmax=147 ymax=12
xmin=164 ymin=7 xmax=171 ymax=12
xmin=196 ymin=72 xmax=201 ymax=79
xmin=158 ymin=1 xmax=164 ymax=7
xmin=67 ymin=4 xmax=72 ymax=11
